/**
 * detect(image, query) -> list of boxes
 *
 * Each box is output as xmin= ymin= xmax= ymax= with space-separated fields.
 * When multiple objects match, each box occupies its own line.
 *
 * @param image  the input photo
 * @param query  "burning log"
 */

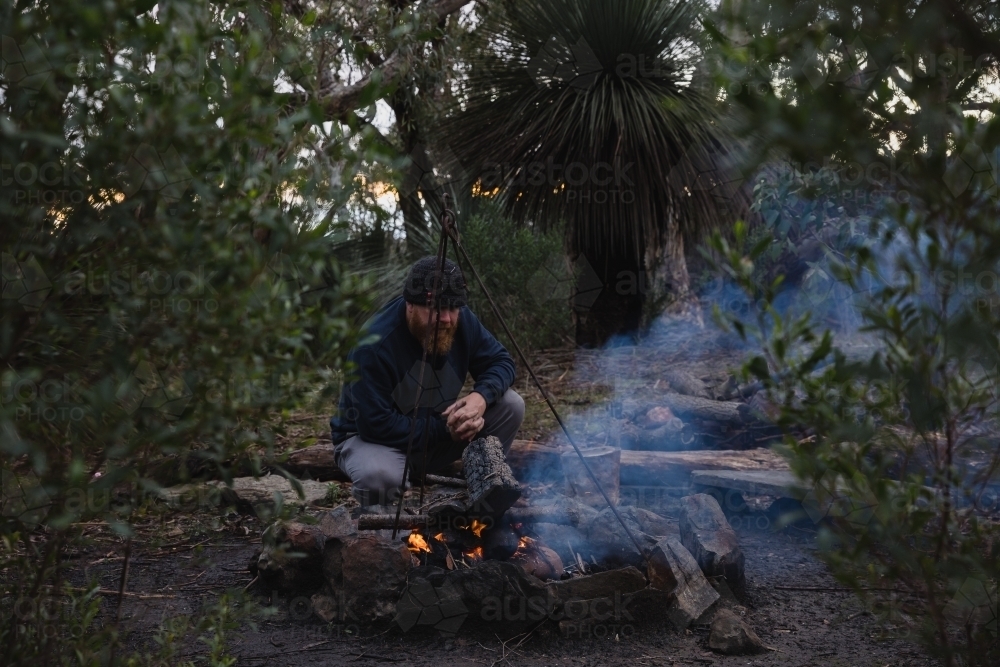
xmin=462 ymin=436 xmax=521 ymax=517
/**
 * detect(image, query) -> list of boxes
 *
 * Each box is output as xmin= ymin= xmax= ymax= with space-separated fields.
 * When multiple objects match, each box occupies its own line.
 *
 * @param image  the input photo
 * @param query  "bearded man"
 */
xmin=330 ymin=256 xmax=524 ymax=508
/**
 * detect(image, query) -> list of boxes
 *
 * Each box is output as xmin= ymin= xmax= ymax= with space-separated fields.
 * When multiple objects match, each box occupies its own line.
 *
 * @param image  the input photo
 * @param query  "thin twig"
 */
xmin=115 ymin=538 xmax=133 ymax=622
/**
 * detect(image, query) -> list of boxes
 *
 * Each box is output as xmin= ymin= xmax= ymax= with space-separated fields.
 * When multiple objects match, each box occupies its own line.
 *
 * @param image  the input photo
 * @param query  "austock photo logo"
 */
xmin=116 ymin=360 xmax=193 ymax=420
xmin=118 ymin=144 xmax=194 ymax=205
xmin=944 ymin=141 xmax=1000 ymax=200
xmin=394 ymin=581 xmax=637 ymax=639
xmin=792 ymin=36 xmax=872 ymax=92
xmin=0 ymin=35 xmax=52 ymax=96
xmin=1 ymin=253 xmax=51 ymax=309
xmin=0 ymin=466 xmax=51 ymax=528
xmin=527 ymin=252 xmax=603 ymax=313
xmin=528 ymin=35 xmax=602 ymax=90
xmin=395 ymin=580 xmax=469 ymax=635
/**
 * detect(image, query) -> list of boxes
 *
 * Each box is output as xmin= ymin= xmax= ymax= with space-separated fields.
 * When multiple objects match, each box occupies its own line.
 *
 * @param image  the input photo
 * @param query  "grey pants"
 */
xmin=335 ymin=389 xmax=525 ymax=506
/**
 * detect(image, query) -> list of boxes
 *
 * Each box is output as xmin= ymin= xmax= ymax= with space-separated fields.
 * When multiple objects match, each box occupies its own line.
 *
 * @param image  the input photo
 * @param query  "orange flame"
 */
xmin=433 ymin=533 xmax=446 ymax=542
xmin=407 ymin=532 xmax=431 ymax=553
xmin=464 ymin=546 xmax=484 ymax=562
xmin=470 ymin=519 xmax=488 ymax=538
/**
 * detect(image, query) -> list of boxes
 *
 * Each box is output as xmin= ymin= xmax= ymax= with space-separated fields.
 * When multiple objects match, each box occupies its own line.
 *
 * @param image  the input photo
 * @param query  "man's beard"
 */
xmin=407 ymin=310 xmax=458 ymax=355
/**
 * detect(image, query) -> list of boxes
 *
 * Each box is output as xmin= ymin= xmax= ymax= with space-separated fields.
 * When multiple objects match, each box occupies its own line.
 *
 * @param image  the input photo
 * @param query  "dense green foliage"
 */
xmin=458 ymin=201 xmax=574 ymax=353
xmin=1 ymin=1 xmax=373 ymax=663
xmin=708 ymin=1 xmax=1000 ymax=664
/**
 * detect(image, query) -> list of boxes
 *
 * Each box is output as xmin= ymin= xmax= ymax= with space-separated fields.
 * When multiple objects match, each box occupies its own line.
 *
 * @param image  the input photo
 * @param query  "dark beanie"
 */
xmin=402 ymin=256 xmax=468 ymax=308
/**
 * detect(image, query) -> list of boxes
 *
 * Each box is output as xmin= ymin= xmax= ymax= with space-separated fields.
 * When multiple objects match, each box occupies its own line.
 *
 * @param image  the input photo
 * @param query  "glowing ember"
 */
xmin=464 ymin=546 xmax=484 ymax=562
xmin=407 ymin=532 xmax=431 ymax=553
xmin=433 ymin=532 xmax=446 ymax=542
xmin=469 ymin=519 xmax=488 ymax=538
xmin=518 ymin=536 xmax=533 ymax=549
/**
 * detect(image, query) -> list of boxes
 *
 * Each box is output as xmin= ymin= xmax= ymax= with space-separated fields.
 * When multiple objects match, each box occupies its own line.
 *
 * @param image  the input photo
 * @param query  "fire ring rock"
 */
xmin=338 ymin=534 xmax=412 ymax=622
xmin=462 ymin=436 xmax=521 ymax=518
xmin=647 ymin=536 xmax=720 ymax=629
xmin=679 ymin=494 xmax=746 ymax=599
xmin=585 ymin=505 xmax=660 ymax=568
xmin=708 ymin=608 xmax=767 ymax=655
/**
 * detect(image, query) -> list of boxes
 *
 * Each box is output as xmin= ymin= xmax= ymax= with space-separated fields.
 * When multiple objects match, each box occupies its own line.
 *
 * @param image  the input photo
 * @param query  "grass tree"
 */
xmin=441 ymin=0 xmax=745 ymax=343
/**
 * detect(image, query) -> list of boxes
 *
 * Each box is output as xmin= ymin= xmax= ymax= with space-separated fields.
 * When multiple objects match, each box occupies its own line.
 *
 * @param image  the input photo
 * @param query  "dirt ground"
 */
xmin=69 ymin=494 xmax=934 ymax=667
xmin=60 ymin=337 xmax=942 ymax=665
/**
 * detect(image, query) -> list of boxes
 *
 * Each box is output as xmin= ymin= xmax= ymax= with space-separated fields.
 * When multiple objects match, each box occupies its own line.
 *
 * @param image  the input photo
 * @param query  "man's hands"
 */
xmin=442 ymin=392 xmax=487 ymax=443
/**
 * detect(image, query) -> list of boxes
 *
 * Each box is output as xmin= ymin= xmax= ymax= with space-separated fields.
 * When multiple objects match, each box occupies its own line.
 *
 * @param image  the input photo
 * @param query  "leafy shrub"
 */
xmin=458 ymin=200 xmax=574 ymax=353
xmin=0 ymin=1 xmax=371 ymax=663
xmin=710 ymin=126 xmax=1000 ymax=665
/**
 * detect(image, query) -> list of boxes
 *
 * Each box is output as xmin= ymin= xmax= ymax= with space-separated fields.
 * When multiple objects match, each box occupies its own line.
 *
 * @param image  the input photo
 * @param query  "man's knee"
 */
xmin=351 ymin=467 xmax=404 ymax=506
xmin=499 ymin=389 xmax=525 ymax=426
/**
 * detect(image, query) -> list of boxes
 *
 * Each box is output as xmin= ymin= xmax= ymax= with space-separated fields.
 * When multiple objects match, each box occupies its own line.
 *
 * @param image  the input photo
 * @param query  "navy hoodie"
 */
xmin=329 ymin=296 xmax=516 ymax=450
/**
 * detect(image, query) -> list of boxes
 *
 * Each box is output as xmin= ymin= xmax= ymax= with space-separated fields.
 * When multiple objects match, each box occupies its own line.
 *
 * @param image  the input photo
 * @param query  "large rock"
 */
xmin=529 ymin=522 xmax=587 ymax=564
xmin=318 ymin=505 xmax=357 ymax=538
xmin=585 ymin=506 xmax=660 ymax=568
xmin=512 ymin=544 xmax=564 ymax=581
xmin=338 ymin=534 xmax=412 ymax=622
xmin=708 ymin=608 xmax=767 ymax=655
xmin=634 ymin=507 xmax=672 ymax=537
xmin=647 ymin=537 xmax=720 ymax=629
xmin=545 ymin=566 xmax=647 ymax=604
xmin=156 ymin=482 xmax=222 ymax=509
xmin=408 ymin=561 xmax=548 ymax=621
xmin=213 ymin=475 xmax=330 ymax=512
xmin=254 ymin=521 xmax=327 ymax=593
xmin=679 ymin=494 xmax=746 ymax=598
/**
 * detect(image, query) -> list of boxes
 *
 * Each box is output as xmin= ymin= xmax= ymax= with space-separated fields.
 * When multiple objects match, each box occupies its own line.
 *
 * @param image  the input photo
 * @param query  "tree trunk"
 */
xmin=643 ymin=211 xmax=702 ymax=327
xmin=571 ymin=250 xmax=644 ymax=346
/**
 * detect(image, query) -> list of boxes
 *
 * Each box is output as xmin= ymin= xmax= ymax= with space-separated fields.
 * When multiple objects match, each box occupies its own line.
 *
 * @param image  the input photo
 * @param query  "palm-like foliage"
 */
xmin=441 ymin=0 xmax=744 ymax=265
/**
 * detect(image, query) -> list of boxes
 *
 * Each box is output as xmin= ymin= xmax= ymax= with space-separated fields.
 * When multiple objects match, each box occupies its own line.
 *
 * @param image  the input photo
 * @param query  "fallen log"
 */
xmin=618 ymin=449 xmax=788 ymax=486
xmin=357 ymin=502 xmax=594 ymax=530
xmin=284 ymin=441 xmax=788 ymax=492
xmin=505 ymin=440 xmax=562 ymax=479
xmin=657 ymin=392 xmax=749 ymax=425
xmin=357 ymin=514 xmax=430 ymax=530
xmin=619 ymin=421 xmax=701 ymax=452
xmin=284 ymin=443 xmax=349 ymax=481
xmin=662 ymin=370 xmax=712 ymax=399
xmin=505 ymin=441 xmax=788 ymax=486
xmin=507 ymin=499 xmax=599 ymax=528
xmin=424 ymin=474 xmax=467 ymax=487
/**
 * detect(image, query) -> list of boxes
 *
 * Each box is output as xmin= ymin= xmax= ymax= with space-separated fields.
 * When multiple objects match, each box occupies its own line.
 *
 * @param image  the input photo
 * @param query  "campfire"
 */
xmin=252 ymin=367 xmax=770 ymax=630
xmin=400 ymin=511 xmax=571 ymax=581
